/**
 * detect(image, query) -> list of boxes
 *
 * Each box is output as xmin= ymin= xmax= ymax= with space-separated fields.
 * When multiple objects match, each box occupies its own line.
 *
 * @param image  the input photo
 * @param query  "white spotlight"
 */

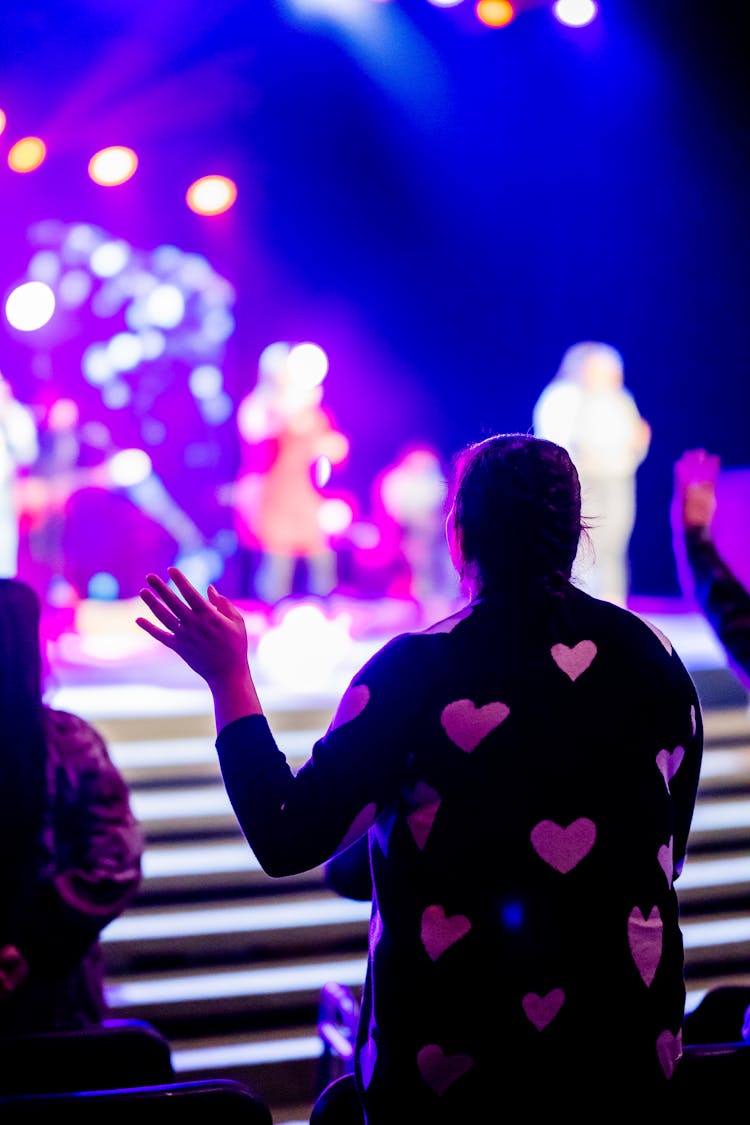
xmin=5 ymin=281 xmax=56 ymax=331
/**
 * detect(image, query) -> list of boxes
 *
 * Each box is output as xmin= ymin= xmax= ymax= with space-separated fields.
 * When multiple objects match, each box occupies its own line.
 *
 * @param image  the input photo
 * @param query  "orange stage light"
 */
xmin=186 ymin=174 xmax=238 ymax=216
xmin=475 ymin=0 xmax=515 ymax=27
xmin=8 ymin=136 xmax=46 ymax=172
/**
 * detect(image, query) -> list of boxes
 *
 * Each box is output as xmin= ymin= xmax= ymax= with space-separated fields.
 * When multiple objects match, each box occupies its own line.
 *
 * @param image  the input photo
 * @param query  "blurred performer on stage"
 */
xmin=231 ymin=343 xmax=350 ymax=605
xmin=0 ymin=372 xmax=39 ymax=579
xmin=533 ymin=341 xmax=651 ymax=606
xmin=371 ymin=444 xmax=459 ymax=619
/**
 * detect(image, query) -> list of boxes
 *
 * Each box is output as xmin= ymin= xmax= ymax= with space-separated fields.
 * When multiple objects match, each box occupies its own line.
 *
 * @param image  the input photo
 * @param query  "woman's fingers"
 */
xmin=139 ymin=585 xmax=184 ymax=633
xmin=167 ymin=566 xmax=210 ymax=613
xmin=134 ymin=614 xmax=178 ymax=648
xmin=144 ymin=572 xmax=189 ymax=617
xmin=143 ymin=567 xmax=210 ymax=623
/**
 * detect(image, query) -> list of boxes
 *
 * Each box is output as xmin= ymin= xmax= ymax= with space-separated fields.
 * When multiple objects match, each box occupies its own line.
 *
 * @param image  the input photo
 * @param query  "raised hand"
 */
xmin=674 ymin=450 xmax=720 ymax=531
xmin=136 ymin=567 xmax=255 ymax=700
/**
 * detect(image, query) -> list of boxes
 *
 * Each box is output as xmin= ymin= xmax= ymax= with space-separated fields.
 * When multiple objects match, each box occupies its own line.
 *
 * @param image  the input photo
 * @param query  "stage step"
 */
xmin=102 ymin=890 xmax=371 ymax=970
xmin=105 ymin=952 xmax=367 ymax=1031
xmin=139 ymin=837 xmax=321 ymax=900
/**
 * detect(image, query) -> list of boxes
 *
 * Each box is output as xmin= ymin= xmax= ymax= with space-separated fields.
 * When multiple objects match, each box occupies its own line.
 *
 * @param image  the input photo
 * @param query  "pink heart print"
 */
xmin=421 ymin=905 xmax=472 ymax=961
xmin=441 ymin=699 xmax=510 ymax=752
xmin=530 ymin=818 xmax=596 ymax=874
xmin=550 ymin=640 xmax=597 ymax=681
xmin=656 ymin=746 xmax=685 ymax=788
xmin=360 ymin=1034 xmax=377 ymax=1089
xmin=336 ymin=802 xmax=377 ymax=852
xmin=628 ymin=905 xmax=663 ymax=986
xmin=331 ymin=683 xmax=370 ymax=731
xmin=656 ymin=1027 xmax=682 ymax=1079
xmin=657 ymin=838 xmax=673 ymax=887
xmin=405 ymin=782 xmax=442 ymax=850
xmin=417 ymin=1044 xmax=473 ymax=1095
xmin=522 ymin=988 xmax=565 ymax=1031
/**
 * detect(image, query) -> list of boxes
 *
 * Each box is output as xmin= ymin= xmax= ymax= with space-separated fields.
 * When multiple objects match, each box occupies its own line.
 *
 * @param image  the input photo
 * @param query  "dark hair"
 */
xmin=450 ymin=433 xmax=583 ymax=596
xmin=0 ymin=579 xmax=49 ymax=937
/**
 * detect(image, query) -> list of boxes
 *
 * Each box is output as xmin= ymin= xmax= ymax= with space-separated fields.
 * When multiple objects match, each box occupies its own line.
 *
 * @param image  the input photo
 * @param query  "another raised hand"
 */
xmin=674 ymin=449 xmax=720 ymax=532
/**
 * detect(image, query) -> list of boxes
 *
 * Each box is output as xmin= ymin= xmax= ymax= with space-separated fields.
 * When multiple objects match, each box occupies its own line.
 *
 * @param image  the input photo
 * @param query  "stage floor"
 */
xmin=45 ymin=592 xmax=748 ymax=720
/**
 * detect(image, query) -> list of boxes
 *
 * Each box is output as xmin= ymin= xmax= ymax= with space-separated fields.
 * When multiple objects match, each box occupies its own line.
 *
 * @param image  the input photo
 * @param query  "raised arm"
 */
xmin=136 ymin=567 xmax=263 ymax=731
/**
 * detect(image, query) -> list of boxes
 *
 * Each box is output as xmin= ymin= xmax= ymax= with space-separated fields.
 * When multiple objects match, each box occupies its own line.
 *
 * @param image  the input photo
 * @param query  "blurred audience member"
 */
xmin=369 ymin=444 xmax=458 ymax=620
xmin=672 ymin=448 xmax=750 ymax=688
xmin=0 ymin=578 xmax=144 ymax=1032
xmin=533 ymin=341 xmax=651 ymax=606
xmin=0 ymin=372 xmax=39 ymax=579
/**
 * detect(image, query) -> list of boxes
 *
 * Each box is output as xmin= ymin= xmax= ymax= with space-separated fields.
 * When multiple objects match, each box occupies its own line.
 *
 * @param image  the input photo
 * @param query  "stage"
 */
xmin=45 ymin=590 xmax=748 ymax=720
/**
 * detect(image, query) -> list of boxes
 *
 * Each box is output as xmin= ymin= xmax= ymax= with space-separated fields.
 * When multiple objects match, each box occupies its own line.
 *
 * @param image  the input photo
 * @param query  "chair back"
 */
xmin=0 ymin=1017 xmax=175 ymax=1095
xmin=0 ymin=1077 xmax=273 ymax=1123
xmin=671 ymin=1040 xmax=750 ymax=1107
xmin=683 ymin=985 xmax=750 ymax=1045
xmin=316 ymin=981 xmax=360 ymax=1095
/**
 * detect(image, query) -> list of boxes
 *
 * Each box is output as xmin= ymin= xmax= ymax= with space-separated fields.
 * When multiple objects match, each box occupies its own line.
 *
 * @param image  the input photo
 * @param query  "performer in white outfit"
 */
xmin=533 ymin=341 xmax=651 ymax=606
xmin=0 ymin=373 xmax=39 ymax=577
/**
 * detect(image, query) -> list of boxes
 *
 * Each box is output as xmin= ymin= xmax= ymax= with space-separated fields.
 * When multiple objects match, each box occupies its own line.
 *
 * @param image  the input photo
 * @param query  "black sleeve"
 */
xmin=685 ymin=527 xmax=750 ymax=685
xmin=324 ymin=835 xmax=373 ymax=901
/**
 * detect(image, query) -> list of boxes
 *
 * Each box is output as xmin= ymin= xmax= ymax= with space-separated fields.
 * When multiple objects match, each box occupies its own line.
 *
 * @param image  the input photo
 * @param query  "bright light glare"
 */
xmin=28 ymin=250 xmax=60 ymax=284
xmin=57 ymin=269 xmax=92 ymax=308
xmin=198 ymin=392 xmax=234 ymax=425
xmin=107 ymin=332 xmax=143 ymax=371
xmin=189 ymin=364 xmax=223 ymax=400
xmin=259 ymin=342 xmax=291 ymax=381
xmin=287 ymin=342 xmax=329 ymax=388
xmin=108 ymin=448 xmax=153 ymax=487
xmin=8 ymin=136 xmax=46 ymax=172
xmin=319 ymin=497 xmax=354 ymax=535
xmin=0 ymin=110 xmax=6 ymax=135
xmin=553 ymin=0 xmax=598 ymax=27
xmin=5 ymin=281 xmax=56 ymax=331
xmin=256 ymin=604 xmax=353 ymax=690
xmin=186 ymin=175 xmax=238 ymax=216
xmin=144 ymin=283 xmax=185 ymax=328
xmin=90 ymin=240 xmax=130 ymax=278
xmin=315 ymin=456 xmax=332 ymax=488
xmin=82 ymin=343 xmax=115 ymax=385
xmin=426 ymin=0 xmax=464 ymax=6
xmin=88 ymin=146 xmax=139 ymax=186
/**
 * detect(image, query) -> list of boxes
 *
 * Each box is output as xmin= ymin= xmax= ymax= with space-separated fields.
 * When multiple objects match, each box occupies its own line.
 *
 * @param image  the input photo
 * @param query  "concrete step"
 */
xmin=108 ymin=728 xmax=324 ymax=787
xmin=169 ymin=1024 xmax=326 ymax=1119
xmin=138 ymin=836 xmax=324 ymax=900
xmin=687 ymin=794 xmax=750 ymax=850
xmin=102 ymin=890 xmax=370 ymax=971
xmin=104 ymin=951 xmax=367 ymax=1028
xmin=683 ymin=910 xmax=750 ymax=973
xmin=678 ymin=850 xmax=750 ymax=908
